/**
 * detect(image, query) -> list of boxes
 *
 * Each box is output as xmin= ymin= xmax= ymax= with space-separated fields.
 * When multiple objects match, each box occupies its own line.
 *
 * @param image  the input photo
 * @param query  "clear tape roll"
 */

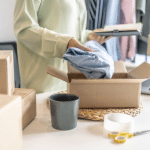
xmin=104 ymin=113 xmax=134 ymax=132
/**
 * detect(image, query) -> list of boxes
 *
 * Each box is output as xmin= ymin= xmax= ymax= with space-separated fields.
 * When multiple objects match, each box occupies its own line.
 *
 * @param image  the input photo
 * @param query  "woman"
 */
xmin=13 ymin=0 xmax=112 ymax=93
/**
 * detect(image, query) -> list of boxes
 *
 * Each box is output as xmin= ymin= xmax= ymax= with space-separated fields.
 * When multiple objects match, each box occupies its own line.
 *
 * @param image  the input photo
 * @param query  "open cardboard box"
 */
xmin=47 ymin=61 xmax=150 ymax=108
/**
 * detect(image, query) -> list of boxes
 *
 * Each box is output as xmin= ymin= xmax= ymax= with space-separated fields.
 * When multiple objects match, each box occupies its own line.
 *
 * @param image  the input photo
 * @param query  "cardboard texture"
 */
xmin=147 ymin=35 xmax=150 ymax=55
xmin=0 ymin=50 xmax=15 ymax=95
xmin=47 ymin=61 xmax=150 ymax=108
xmin=0 ymin=95 xmax=22 ymax=150
xmin=14 ymin=88 xmax=36 ymax=129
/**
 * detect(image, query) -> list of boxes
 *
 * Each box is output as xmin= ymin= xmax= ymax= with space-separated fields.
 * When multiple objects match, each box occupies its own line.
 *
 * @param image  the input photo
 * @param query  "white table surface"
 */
xmin=23 ymin=91 xmax=150 ymax=150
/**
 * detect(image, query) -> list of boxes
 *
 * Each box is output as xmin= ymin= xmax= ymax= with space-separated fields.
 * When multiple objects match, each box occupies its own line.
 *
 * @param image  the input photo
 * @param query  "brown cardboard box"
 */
xmin=0 ymin=50 xmax=15 ymax=95
xmin=0 ymin=94 xmax=22 ymax=150
xmin=14 ymin=88 xmax=36 ymax=129
xmin=147 ymin=35 xmax=150 ymax=55
xmin=47 ymin=61 xmax=150 ymax=108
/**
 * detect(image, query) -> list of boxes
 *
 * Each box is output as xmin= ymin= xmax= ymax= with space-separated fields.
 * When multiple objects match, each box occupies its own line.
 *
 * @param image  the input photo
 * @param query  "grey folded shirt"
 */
xmin=63 ymin=40 xmax=114 ymax=79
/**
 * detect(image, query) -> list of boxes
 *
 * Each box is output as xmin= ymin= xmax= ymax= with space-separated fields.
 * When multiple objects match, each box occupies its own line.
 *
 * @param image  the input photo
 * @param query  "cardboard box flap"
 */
xmin=47 ymin=66 xmax=69 ymax=83
xmin=114 ymin=61 xmax=127 ymax=73
xmin=129 ymin=62 xmax=150 ymax=79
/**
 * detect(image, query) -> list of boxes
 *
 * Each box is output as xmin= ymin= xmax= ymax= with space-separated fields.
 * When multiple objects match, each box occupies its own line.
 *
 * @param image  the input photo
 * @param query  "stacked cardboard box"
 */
xmin=0 ymin=94 xmax=22 ymax=150
xmin=0 ymin=50 xmax=36 ymax=130
xmin=14 ymin=88 xmax=36 ymax=129
xmin=0 ymin=51 xmax=15 ymax=95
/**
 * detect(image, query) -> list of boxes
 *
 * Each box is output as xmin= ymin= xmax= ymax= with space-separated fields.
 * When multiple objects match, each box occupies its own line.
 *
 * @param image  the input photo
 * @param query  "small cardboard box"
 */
xmin=0 ymin=94 xmax=22 ymax=150
xmin=47 ymin=61 xmax=150 ymax=108
xmin=0 ymin=50 xmax=15 ymax=95
xmin=14 ymin=88 xmax=36 ymax=129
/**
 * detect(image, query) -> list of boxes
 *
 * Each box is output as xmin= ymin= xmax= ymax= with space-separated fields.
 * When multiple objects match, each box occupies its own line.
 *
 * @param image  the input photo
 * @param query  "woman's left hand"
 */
xmin=88 ymin=28 xmax=113 ymax=45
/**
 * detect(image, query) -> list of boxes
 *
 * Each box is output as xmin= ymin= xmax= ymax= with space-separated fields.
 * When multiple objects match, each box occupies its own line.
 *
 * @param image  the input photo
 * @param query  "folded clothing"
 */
xmin=63 ymin=40 xmax=114 ymax=79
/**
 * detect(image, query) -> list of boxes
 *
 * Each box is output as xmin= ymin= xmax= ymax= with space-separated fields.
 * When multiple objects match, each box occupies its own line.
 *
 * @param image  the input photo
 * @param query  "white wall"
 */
xmin=0 ymin=0 xmax=16 ymax=42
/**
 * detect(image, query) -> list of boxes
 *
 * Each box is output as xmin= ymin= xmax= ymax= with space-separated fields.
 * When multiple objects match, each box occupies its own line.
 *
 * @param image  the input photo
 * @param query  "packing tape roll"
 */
xmin=104 ymin=113 xmax=134 ymax=132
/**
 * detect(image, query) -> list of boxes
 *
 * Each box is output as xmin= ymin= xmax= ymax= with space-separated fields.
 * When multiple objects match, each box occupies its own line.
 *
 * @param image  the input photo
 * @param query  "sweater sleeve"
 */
xmin=13 ymin=0 xmax=72 ymax=59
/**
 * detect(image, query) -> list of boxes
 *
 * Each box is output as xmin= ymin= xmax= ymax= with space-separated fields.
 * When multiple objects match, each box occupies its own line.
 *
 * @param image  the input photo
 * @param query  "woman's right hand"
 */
xmin=67 ymin=38 xmax=93 ymax=52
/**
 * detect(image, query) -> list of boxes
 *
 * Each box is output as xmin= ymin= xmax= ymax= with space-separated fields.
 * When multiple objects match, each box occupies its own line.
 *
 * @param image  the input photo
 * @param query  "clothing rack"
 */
xmin=137 ymin=0 xmax=150 ymax=62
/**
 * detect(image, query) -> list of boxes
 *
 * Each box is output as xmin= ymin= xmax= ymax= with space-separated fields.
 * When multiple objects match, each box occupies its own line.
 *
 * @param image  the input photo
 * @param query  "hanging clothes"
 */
xmin=101 ymin=0 xmax=121 ymax=61
xmin=94 ymin=0 xmax=105 ymax=29
xmin=85 ymin=0 xmax=97 ymax=30
xmin=142 ymin=0 xmax=150 ymax=37
xmin=85 ymin=0 xmax=121 ymax=61
xmin=119 ymin=0 xmax=136 ymax=61
xmin=136 ymin=0 xmax=150 ymax=56
xmin=136 ymin=0 xmax=146 ymax=23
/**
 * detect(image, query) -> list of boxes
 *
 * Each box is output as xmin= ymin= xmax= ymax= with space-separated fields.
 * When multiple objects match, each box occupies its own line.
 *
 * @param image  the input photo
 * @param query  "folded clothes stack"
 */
xmin=63 ymin=41 xmax=114 ymax=79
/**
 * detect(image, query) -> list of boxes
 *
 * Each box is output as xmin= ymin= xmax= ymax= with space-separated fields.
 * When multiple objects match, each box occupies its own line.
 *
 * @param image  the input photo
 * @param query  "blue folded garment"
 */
xmin=63 ymin=41 xmax=114 ymax=79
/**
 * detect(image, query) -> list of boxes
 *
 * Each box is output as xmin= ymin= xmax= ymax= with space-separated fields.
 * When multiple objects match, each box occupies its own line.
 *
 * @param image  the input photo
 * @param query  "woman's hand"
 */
xmin=88 ymin=28 xmax=113 ymax=45
xmin=67 ymin=38 xmax=93 ymax=52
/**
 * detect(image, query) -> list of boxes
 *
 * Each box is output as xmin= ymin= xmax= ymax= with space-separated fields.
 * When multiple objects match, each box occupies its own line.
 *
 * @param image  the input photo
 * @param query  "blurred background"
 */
xmin=0 ymin=0 xmax=150 ymax=91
